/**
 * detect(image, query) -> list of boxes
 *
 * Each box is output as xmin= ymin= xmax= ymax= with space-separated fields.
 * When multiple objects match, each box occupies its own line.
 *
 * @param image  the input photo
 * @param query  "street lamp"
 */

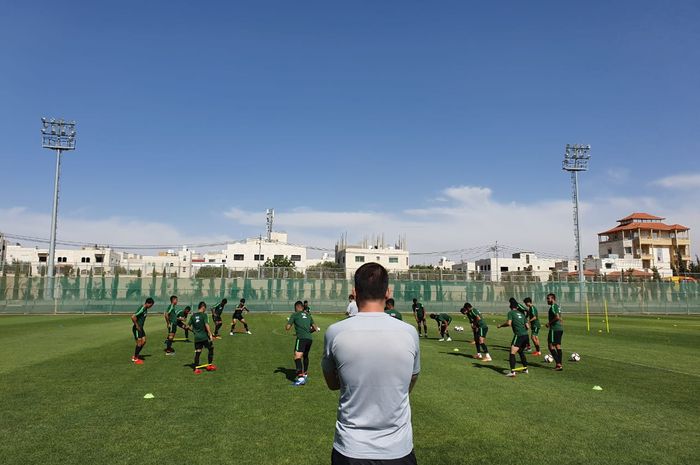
xmin=41 ymin=117 xmax=77 ymax=298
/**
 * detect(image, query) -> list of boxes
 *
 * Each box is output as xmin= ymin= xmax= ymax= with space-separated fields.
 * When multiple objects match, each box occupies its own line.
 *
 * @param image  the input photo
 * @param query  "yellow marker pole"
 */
xmin=604 ymin=299 xmax=610 ymax=333
xmin=585 ymin=299 xmax=590 ymax=333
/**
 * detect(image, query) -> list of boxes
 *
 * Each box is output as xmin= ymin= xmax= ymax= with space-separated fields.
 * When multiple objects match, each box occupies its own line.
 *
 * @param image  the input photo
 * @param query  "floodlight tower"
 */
xmin=41 ymin=118 xmax=77 ymax=299
xmin=266 ymin=208 xmax=274 ymax=241
xmin=562 ymin=144 xmax=591 ymax=288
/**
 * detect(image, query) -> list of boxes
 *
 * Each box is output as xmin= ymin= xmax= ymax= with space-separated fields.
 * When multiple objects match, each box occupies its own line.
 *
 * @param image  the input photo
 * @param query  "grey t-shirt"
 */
xmin=321 ymin=312 xmax=420 ymax=460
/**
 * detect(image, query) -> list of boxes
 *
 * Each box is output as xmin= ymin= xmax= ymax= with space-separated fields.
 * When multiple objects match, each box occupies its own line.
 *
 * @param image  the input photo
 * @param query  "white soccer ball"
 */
xmin=455 ymin=326 xmax=464 ymax=332
xmin=544 ymin=354 xmax=554 ymax=363
xmin=570 ymin=352 xmax=581 ymax=362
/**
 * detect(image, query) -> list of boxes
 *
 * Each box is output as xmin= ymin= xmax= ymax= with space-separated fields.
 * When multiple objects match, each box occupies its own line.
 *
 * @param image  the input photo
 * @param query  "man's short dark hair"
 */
xmin=523 ymin=297 xmax=532 ymax=304
xmin=465 ymin=302 xmax=472 ymax=309
xmin=145 ymin=297 xmax=154 ymax=305
xmin=547 ymin=293 xmax=557 ymax=300
xmin=412 ymin=298 xmax=417 ymax=303
xmin=198 ymin=301 xmax=206 ymax=309
xmin=240 ymin=298 xmax=245 ymax=303
xmin=170 ymin=295 xmax=177 ymax=302
xmin=348 ymin=294 xmax=354 ymax=300
xmin=221 ymin=298 xmax=228 ymax=304
xmin=386 ymin=298 xmax=395 ymax=307
xmin=183 ymin=306 xmax=191 ymax=313
xmin=354 ymin=263 xmax=389 ymax=306
xmin=429 ymin=313 xmax=437 ymax=319
xmin=294 ymin=300 xmax=304 ymax=309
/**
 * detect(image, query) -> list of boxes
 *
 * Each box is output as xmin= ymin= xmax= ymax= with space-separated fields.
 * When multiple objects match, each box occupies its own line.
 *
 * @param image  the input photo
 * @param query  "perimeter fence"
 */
xmin=0 ymin=275 xmax=698 ymax=315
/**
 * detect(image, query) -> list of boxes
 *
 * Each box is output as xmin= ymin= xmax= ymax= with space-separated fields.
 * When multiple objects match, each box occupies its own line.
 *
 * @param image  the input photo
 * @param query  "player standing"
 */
xmin=210 ymin=298 xmax=227 ymax=339
xmin=384 ymin=298 xmax=403 ymax=320
xmin=429 ymin=312 xmax=452 ymax=341
xmin=229 ymin=298 xmax=251 ymax=335
xmin=346 ymin=294 xmax=358 ymax=317
xmin=285 ymin=300 xmax=319 ymax=386
xmin=523 ymin=297 xmax=541 ymax=355
xmin=303 ymin=300 xmax=312 ymax=313
xmin=462 ymin=303 xmax=491 ymax=361
xmin=545 ymin=293 xmax=564 ymax=371
xmin=412 ymin=298 xmax=428 ymax=337
xmin=164 ymin=295 xmax=178 ymax=355
xmin=188 ymin=301 xmax=216 ymax=374
xmin=131 ymin=297 xmax=154 ymax=364
xmin=498 ymin=299 xmax=530 ymax=377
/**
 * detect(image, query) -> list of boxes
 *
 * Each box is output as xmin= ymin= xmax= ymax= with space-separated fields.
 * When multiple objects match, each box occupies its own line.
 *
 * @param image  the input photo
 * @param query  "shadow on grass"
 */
xmin=274 ymin=366 xmax=298 ymax=382
xmin=471 ymin=362 xmax=506 ymax=374
xmin=183 ymin=363 xmax=196 ymax=370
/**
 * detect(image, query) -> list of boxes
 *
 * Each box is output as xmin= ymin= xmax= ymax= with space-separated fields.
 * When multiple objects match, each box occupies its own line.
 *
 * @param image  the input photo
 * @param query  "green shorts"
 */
xmin=169 ymin=322 xmax=179 ymax=334
xmin=132 ymin=325 xmax=145 ymax=340
xmin=477 ymin=326 xmax=489 ymax=338
xmin=531 ymin=324 xmax=541 ymax=336
xmin=548 ymin=329 xmax=563 ymax=345
xmin=511 ymin=334 xmax=529 ymax=349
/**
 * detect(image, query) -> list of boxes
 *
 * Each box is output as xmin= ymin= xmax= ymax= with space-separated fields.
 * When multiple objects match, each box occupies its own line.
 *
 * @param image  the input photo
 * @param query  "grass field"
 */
xmin=0 ymin=312 xmax=698 ymax=465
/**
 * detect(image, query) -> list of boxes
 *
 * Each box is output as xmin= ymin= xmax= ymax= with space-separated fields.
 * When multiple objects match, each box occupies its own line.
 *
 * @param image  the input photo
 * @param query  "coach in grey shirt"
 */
xmin=322 ymin=263 xmax=420 ymax=465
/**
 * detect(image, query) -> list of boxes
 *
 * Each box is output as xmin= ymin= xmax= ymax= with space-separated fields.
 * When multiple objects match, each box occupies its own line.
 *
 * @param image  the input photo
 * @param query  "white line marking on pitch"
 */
xmin=590 ymin=355 xmax=698 ymax=378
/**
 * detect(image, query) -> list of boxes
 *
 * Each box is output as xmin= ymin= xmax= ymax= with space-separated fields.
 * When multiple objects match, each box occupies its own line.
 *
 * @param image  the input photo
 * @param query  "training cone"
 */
xmin=143 ymin=393 xmax=155 ymax=399
xmin=592 ymin=386 xmax=603 ymax=391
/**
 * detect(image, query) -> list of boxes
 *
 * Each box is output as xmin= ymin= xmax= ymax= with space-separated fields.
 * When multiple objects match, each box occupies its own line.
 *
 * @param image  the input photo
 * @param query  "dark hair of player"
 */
xmin=412 ymin=298 xmax=417 ymax=303
xmin=303 ymin=300 xmax=308 ymax=304
xmin=386 ymin=298 xmax=395 ymax=307
xmin=523 ymin=297 xmax=532 ymax=304
xmin=547 ymin=293 xmax=557 ymax=300
xmin=221 ymin=298 xmax=228 ymax=304
xmin=354 ymin=263 xmax=389 ymax=305
xmin=170 ymin=295 xmax=177 ymax=303
xmin=145 ymin=297 xmax=154 ymax=305
xmin=183 ymin=306 xmax=191 ymax=313
xmin=348 ymin=294 xmax=354 ymax=300
xmin=198 ymin=301 xmax=207 ymax=310
xmin=294 ymin=300 xmax=304 ymax=309
xmin=429 ymin=313 xmax=437 ymax=319
xmin=240 ymin=298 xmax=245 ymax=303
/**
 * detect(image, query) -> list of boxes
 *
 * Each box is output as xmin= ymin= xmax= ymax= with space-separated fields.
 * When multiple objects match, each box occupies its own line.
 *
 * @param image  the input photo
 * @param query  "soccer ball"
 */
xmin=544 ymin=354 xmax=554 ymax=363
xmin=454 ymin=326 xmax=464 ymax=332
xmin=570 ymin=352 xmax=581 ymax=362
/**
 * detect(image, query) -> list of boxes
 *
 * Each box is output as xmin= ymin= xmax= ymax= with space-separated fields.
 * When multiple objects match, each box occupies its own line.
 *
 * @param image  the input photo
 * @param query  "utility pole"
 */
xmin=563 ymin=144 xmax=591 ymax=304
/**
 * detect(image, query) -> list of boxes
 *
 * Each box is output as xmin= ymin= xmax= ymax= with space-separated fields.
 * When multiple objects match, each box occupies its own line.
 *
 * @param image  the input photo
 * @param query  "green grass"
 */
xmin=0 ymin=312 xmax=698 ymax=465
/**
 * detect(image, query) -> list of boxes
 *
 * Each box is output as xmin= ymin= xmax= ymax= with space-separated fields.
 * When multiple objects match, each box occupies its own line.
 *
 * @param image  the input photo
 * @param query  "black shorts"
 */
xmin=295 ymin=338 xmax=312 ymax=354
xmin=195 ymin=340 xmax=213 ymax=350
xmin=549 ymin=329 xmax=564 ymax=345
xmin=132 ymin=325 xmax=145 ymax=340
xmin=233 ymin=313 xmax=244 ymax=321
xmin=177 ymin=320 xmax=188 ymax=330
xmin=415 ymin=314 xmax=425 ymax=323
xmin=212 ymin=314 xmax=223 ymax=323
xmin=511 ymin=334 xmax=529 ymax=349
xmin=477 ymin=326 xmax=488 ymax=338
xmin=332 ymin=449 xmax=417 ymax=465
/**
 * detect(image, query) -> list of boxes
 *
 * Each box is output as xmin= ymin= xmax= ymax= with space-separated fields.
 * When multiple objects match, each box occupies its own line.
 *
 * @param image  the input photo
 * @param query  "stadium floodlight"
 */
xmin=562 ymin=144 xmax=591 ymax=292
xmin=42 ymin=118 xmax=77 ymax=299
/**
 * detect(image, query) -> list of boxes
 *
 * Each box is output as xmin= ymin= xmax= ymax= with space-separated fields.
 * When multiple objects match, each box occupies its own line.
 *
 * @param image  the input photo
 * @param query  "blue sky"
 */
xmin=1 ymin=1 xmax=699 ymax=261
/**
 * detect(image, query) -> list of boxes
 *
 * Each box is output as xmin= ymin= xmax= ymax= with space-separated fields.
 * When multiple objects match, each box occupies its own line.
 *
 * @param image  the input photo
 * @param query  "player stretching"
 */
xmin=384 ymin=298 xmax=403 ymax=320
xmin=462 ymin=303 xmax=491 ymax=361
xmin=164 ymin=295 xmax=178 ymax=355
xmin=545 ymin=293 xmax=564 ymax=371
xmin=286 ymin=300 xmax=319 ymax=386
xmin=229 ymin=298 xmax=251 ymax=335
xmin=413 ymin=298 xmax=428 ymax=337
xmin=303 ymin=300 xmax=312 ymax=313
xmin=210 ymin=298 xmax=227 ymax=339
xmin=177 ymin=306 xmax=192 ymax=340
xmin=131 ymin=297 xmax=154 ymax=364
xmin=498 ymin=299 xmax=530 ymax=377
xmin=523 ymin=297 xmax=541 ymax=355
xmin=430 ymin=313 xmax=452 ymax=341
xmin=188 ymin=301 xmax=216 ymax=374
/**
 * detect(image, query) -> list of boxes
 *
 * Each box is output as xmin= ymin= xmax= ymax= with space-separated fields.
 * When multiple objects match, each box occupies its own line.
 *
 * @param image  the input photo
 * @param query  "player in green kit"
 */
xmin=303 ymin=300 xmax=311 ymax=313
xmin=545 ymin=293 xmax=564 ymax=371
xmin=188 ymin=301 xmax=217 ymax=374
xmin=384 ymin=298 xmax=403 ymax=320
xmin=523 ymin=297 xmax=542 ymax=355
xmin=176 ymin=306 xmax=192 ymax=340
xmin=285 ymin=300 xmax=319 ymax=386
xmin=430 ymin=313 xmax=452 ymax=341
xmin=163 ymin=295 xmax=178 ymax=355
xmin=461 ymin=303 xmax=491 ymax=361
xmin=412 ymin=298 xmax=428 ymax=337
xmin=229 ymin=298 xmax=251 ymax=335
xmin=498 ymin=299 xmax=530 ymax=377
xmin=210 ymin=298 xmax=227 ymax=339
xmin=131 ymin=297 xmax=154 ymax=364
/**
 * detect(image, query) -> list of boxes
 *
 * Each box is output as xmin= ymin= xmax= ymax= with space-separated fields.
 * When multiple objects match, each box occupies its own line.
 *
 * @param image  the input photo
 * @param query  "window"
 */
xmin=355 ymin=256 xmax=365 ymax=263
xmin=254 ymin=254 xmax=265 ymax=261
xmin=624 ymin=247 xmax=632 ymax=254
xmin=39 ymin=256 xmax=47 ymax=263
xmin=607 ymin=248 xmax=613 ymax=255
xmin=81 ymin=257 xmax=91 ymax=263
xmin=389 ymin=257 xmax=399 ymax=264
xmin=208 ymin=259 xmax=215 ymax=263
xmin=605 ymin=263 xmax=613 ymax=269
xmin=95 ymin=255 xmax=104 ymax=263
xmin=500 ymin=267 xmax=509 ymax=272
xmin=233 ymin=254 xmax=244 ymax=261
xmin=221 ymin=259 xmax=226 ymax=263
xmin=291 ymin=255 xmax=301 ymax=262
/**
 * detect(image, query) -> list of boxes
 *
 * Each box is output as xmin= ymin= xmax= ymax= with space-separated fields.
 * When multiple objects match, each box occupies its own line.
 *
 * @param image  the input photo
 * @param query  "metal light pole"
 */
xmin=41 ymin=118 xmax=77 ymax=299
xmin=563 ymin=144 xmax=591 ymax=304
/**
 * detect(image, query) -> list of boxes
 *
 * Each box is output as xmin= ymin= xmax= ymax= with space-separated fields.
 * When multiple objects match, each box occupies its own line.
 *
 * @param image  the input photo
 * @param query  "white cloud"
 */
xmin=652 ymin=173 xmax=700 ymax=189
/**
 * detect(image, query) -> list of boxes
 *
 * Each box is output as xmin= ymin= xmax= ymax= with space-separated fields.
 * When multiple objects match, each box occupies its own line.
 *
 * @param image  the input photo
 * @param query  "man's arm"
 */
xmin=205 ymin=323 xmax=213 ymax=341
xmin=498 ymin=319 xmax=512 ymax=328
xmin=285 ymin=323 xmax=292 ymax=331
xmin=130 ymin=314 xmax=139 ymax=330
xmin=409 ymin=374 xmax=419 ymax=393
xmin=323 ymin=368 xmax=341 ymax=391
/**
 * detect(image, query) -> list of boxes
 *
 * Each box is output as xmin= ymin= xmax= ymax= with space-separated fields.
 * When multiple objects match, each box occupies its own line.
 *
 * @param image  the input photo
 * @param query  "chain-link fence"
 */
xmin=1 ymin=274 xmax=698 ymax=315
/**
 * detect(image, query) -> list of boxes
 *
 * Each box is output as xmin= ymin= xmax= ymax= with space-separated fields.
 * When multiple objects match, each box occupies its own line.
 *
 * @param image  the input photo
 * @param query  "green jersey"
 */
xmin=470 ymin=308 xmax=487 ymax=328
xmin=527 ymin=305 xmax=540 ymax=328
xmin=188 ymin=311 xmax=210 ymax=342
xmin=167 ymin=303 xmax=178 ymax=324
xmin=303 ymin=305 xmax=311 ymax=313
xmin=133 ymin=305 xmax=148 ymax=327
xmin=412 ymin=303 xmax=425 ymax=318
xmin=212 ymin=302 xmax=226 ymax=317
xmin=548 ymin=304 xmax=563 ymax=330
xmin=436 ymin=313 xmax=452 ymax=324
xmin=385 ymin=309 xmax=403 ymax=320
xmin=507 ymin=309 xmax=529 ymax=336
xmin=175 ymin=308 xmax=189 ymax=320
xmin=287 ymin=311 xmax=315 ymax=340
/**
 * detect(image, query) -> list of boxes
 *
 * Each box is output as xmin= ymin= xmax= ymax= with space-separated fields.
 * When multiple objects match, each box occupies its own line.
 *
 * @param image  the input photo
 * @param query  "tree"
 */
xmin=651 ymin=266 xmax=661 ymax=282
xmin=264 ymin=256 xmax=295 ymax=268
xmin=409 ymin=264 xmax=435 ymax=270
xmin=306 ymin=261 xmax=343 ymax=271
xmin=196 ymin=266 xmax=226 ymax=278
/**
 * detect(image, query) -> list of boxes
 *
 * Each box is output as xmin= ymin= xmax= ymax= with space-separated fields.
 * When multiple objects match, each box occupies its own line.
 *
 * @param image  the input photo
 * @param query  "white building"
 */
xmin=5 ymin=244 xmax=121 ymax=276
xmin=335 ymin=235 xmax=410 ymax=273
xmin=584 ymin=255 xmax=644 ymax=276
xmin=451 ymin=261 xmax=476 ymax=273
xmin=475 ymin=252 xmax=559 ymax=282
xmin=121 ymin=247 xmax=194 ymax=278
